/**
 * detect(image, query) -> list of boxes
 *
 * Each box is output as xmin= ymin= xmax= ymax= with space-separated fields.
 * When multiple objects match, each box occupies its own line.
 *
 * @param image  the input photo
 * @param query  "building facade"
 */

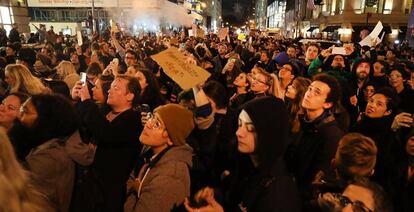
xmin=254 ymin=0 xmax=267 ymax=30
xmin=285 ymin=0 xmax=412 ymax=42
xmin=266 ymin=0 xmax=286 ymax=29
xmin=0 ymin=0 xmax=30 ymax=34
xmin=27 ymin=0 xmax=206 ymax=35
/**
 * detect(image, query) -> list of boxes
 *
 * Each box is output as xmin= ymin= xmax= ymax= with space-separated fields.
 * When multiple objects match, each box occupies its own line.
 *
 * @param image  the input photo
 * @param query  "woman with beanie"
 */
xmin=124 ymin=104 xmax=195 ymax=212
xmin=186 ymin=96 xmax=301 ymax=212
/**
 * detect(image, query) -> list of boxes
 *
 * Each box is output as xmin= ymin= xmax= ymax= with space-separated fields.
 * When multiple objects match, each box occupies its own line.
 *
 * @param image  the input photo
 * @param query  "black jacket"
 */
xmin=76 ymin=100 xmax=142 ymax=212
xmin=229 ymin=97 xmax=301 ymax=212
xmin=286 ymin=111 xmax=344 ymax=201
xmin=352 ymin=115 xmax=402 ymax=203
xmin=235 ymin=158 xmax=301 ymax=212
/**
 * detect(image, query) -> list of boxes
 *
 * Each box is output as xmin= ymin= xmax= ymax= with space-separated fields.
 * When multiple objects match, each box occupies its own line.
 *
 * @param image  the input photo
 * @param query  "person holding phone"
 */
xmin=72 ymin=75 xmax=143 ymax=211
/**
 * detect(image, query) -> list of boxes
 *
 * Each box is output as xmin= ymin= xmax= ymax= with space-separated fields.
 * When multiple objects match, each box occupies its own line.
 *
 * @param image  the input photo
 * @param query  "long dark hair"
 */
xmin=285 ymin=77 xmax=311 ymax=132
xmin=137 ymin=69 xmax=165 ymax=109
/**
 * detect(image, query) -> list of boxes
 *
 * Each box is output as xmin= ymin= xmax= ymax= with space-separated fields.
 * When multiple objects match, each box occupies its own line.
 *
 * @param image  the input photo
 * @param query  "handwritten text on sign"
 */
xmin=151 ymin=47 xmax=211 ymax=90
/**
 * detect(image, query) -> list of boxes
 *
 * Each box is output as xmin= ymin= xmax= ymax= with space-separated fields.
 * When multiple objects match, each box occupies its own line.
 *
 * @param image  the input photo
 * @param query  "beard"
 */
xmin=357 ymin=72 xmax=368 ymax=80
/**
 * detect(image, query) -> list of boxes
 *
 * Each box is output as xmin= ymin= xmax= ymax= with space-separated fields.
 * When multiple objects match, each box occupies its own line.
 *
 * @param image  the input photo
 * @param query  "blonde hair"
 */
xmin=56 ymin=61 xmax=77 ymax=79
xmin=0 ymin=128 xmax=50 ymax=212
xmin=252 ymin=66 xmax=284 ymax=99
xmin=5 ymin=64 xmax=48 ymax=95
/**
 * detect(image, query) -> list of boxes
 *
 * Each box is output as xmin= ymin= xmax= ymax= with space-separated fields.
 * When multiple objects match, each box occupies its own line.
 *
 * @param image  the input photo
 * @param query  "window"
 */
xmin=0 ymin=6 xmax=13 ymax=34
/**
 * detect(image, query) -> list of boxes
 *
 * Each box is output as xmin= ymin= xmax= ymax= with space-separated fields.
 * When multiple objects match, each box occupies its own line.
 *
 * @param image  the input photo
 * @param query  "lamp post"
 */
xmin=91 ymin=0 xmax=96 ymax=34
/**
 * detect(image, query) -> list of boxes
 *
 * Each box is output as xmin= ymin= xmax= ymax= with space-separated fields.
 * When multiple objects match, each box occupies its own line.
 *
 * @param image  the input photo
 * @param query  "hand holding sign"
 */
xmin=359 ymin=21 xmax=384 ymax=47
xmin=151 ymin=48 xmax=211 ymax=90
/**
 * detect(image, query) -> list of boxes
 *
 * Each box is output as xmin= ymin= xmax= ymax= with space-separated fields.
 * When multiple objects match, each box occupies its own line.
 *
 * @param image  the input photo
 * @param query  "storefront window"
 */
xmin=0 ymin=6 xmax=13 ymax=34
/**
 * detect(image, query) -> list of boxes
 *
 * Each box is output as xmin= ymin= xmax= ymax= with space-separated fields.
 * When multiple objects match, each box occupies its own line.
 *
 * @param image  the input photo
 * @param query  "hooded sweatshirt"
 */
xmin=124 ymin=144 xmax=193 ymax=212
xmin=231 ymin=96 xmax=301 ymax=212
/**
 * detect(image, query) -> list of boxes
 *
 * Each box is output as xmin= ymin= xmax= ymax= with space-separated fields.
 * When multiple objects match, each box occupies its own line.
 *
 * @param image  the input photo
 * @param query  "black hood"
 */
xmin=242 ymin=96 xmax=289 ymax=173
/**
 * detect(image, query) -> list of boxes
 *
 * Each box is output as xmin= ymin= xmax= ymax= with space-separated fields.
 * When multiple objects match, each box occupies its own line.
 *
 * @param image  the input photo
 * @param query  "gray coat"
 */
xmin=124 ymin=144 xmax=193 ymax=212
xmin=25 ymin=131 xmax=94 ymax=212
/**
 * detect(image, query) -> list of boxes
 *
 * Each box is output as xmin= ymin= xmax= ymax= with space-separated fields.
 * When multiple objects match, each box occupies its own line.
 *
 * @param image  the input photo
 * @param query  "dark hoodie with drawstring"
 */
xmin=229 ymin=96 xmax=301 ymax=212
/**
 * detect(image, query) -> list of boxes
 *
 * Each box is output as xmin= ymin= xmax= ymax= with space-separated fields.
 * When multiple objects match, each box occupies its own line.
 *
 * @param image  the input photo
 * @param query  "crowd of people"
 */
xmin=0 ymin=24 xmax=413 ymax=212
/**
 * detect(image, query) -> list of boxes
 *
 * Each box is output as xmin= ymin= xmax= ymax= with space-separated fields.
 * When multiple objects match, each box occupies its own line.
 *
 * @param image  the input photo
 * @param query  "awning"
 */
xmin=307 ymin=27 xmax=318 ymax=32
xmin=322 ymin=25 xmax=340 ymax=32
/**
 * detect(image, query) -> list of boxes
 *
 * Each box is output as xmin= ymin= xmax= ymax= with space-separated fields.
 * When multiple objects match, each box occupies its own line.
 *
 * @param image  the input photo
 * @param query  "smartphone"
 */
xmin=141 ymin=104 xmax=151 ymax=113
xmin=112 ymin=58 xmax=119 ymax=66
xmin=80 ymin=72 xmax=87 ymax=84
xmin=188 ymin=195 xmax=208 ymax=208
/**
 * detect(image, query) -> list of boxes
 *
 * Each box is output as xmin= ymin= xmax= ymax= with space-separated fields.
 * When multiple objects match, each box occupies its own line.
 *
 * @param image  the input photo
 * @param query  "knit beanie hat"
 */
xmin=154 ymin=104 xmax=194 ymax=146
xmin=274 ymin=52 xmax=290 ymax=65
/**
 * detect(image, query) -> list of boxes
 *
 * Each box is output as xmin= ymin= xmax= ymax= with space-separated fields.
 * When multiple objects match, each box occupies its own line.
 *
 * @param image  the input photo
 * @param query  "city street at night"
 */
xmin=0 ymin=0 xmax=413 ymax=211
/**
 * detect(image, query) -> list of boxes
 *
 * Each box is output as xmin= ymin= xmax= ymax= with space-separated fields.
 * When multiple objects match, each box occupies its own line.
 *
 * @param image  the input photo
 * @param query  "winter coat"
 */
xmin=286 ymin=111 xmax=344 ymax=201
xmin=25 ymin=138 xmax=75 ymax=212
xmin=124 ymin=144 xmax=193 ymax=212
xmin=352 ymin=115 xmax=402 ymax=201
xmin=228 ymin=96 xmax=301 ymax=212
xmin=76 ymin=100 xmax=142 ymax=212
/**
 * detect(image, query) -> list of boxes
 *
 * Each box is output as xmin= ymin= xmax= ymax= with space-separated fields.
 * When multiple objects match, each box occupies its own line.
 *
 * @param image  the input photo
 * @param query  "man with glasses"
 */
xmin=320 ymin=178 xmax=392 ymax=212
xmin=286 ymin=73 xmax=344 ymax=206
xmin=125 ymin=50 xmax=138 ymax=67
xmin=124 ymin=104 xmax=194 ymax=212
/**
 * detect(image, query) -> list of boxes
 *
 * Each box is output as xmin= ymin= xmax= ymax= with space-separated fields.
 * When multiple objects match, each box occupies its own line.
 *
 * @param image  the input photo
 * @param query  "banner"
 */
xmin=77 ymin=31 xmax=83 ymax=46
xmin=151 ymin=47 xmax=211 ymax=90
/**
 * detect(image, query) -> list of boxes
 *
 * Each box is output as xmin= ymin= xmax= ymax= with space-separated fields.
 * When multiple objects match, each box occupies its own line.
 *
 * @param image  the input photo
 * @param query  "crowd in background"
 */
xmin=0 ymin=23 xmax=413 ymax=212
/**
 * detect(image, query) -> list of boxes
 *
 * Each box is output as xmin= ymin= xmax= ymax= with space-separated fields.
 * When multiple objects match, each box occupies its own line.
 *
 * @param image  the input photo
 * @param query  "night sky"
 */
xmin=222 ymin=0 xmax=254 ymax=25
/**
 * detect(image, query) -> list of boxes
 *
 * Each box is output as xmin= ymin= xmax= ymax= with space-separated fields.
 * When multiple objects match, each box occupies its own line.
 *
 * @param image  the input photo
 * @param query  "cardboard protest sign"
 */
xmin=151 ymin=47 xmax=211 ymax=90
xmin=77 ymin=31 xmax=83 ymax=46
xmin=218 ymin=27 xmax=229 ymax=41
xmin=196 ymin=28 xmax=205 ymax=38
xmin=110 ymin=20 xmax=120 ymax=33
xmin=359 ymin=21 xmax=383 ymax=47
xmin=170 ymin=37 xmax=179 ymax=46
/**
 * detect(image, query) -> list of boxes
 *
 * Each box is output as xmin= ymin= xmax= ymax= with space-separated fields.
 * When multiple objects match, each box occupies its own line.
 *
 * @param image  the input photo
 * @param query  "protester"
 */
xmin=72 ymin=74 xmax=143 ymax=211
xmin=286 ymin=73 xmax=344 ymax=206
xmin=0 ymin=92 xmax=29 ymax=130
xmin=4 ymin=64 xmax=49 ymax=96
xmin=9 ymin=94 xmax=81 ymax=212
xmin=124 ymin=104 xmax=194 ymax=212
xmin=186 ymin=96 xmax=301 ymax=212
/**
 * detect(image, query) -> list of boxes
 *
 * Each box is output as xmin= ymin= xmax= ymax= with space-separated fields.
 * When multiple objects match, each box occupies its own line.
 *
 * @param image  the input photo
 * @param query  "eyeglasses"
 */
xmin=333 ymin=193 xmax=374 ymax=212
xmin=146 ymin=112 xmax=163 ymax=130
xmin=247 ymin=73 xmax=271 ymax=86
